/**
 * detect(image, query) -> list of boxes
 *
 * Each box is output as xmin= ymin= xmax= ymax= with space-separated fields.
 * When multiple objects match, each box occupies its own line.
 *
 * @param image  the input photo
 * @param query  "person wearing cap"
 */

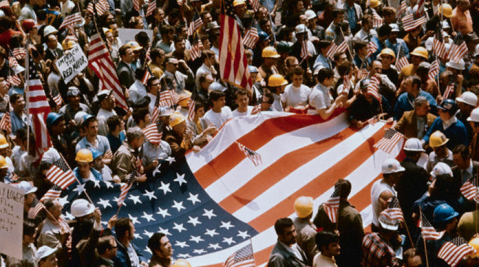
xmin=252 ymin=31 xmax=271 ymax=66
xmin=397 ymin=47 xmax=428 ymax=84
xmin=257 ymin=46 xmax=280 ymax=82
xmin=117 ymin=44 xmax=136 ymax=89
xmin=71 ymin=148 xmax=103 ymax=187
xmin=276 ymin=42 xmax=292 ymax=78
xmin=291 ymin=24 xmax=315 ymax=68
xmin=37 ymin=199 xmax=71 ymax=266
xmin=266 ymin=74 xmax=288 ymax=112
xmin=427 ymin=131 xmax=455 ymax=173
xmin=75 ymin=114 xmax=113 ymax=161
xmin=10 ymin=93 xmax=31 ymax=135
xmin=309 ymin=68 xmax=346 ymax=119
xmin=142 ymin=124 xmax=172 ymax=172
xmin=311 ymin=231 xmax=340 ymax=267
xmin=268 ymin=217 xmax=308 ymax=267
xmin=377 ymin=48 xmax=398 ymax=85
xmin=353 ymin=15 xmax=377 ymax=43
xmin=35 ymin=246 xmax=58 ymax=267
xmin=195 ymin=50 xmax=217 ymax=90
xmin=292 ymin=196 xmax=318 ymax=265
xmin=371 ymin=158 xmax=404 ymax=231
xmin=361 ymin=213 xmax=401 ymax=267
xmin=233 ymin=0 xmax=247 ymax=27
xmin=457 ymin=91 xmax=478 ymax=139
xmin=393 ymin=75 xmax=437 ymax=122
xmin=58 ymin=87 xmax=92 ymax=131
xmin=164 ymin=112 xmax=193 ymax=160
xmin=313 ymin=179 xmax=363 ymax=267
xmin=147 ymin=232 xmax=174 ymax=267
xmin=431 ymin=204 xmax=461 ymax=256
xmin=111 ymin=127 xmax=147 ymax=182
xmin=385 ymin=23 xmax=410 ymax=59
xmin=305 ymin=10 xmax=324 ymax=40
xmin=15 ymin=180 xmax=37 ymax=215
xmin=423 ymin=99 xmax=468 ymax=150
xmin=97 ymin=90 xmax=117 ymax=136
xmin=451 ymin=144 xmax=479 ymax=185
xmin=91 ymin=148 xmax=120 ymax=184
xmin=324 ymin=9 xmax=345 ymax=41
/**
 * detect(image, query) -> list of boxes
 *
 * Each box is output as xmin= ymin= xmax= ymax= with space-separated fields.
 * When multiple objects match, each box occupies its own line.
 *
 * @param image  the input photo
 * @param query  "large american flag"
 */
xmin=224 ymin=243 xmax=255 ymax=267
xmin=448 ymin=33 xmax=468 ymax=64
xmin=326 ymin=31 xmax=348 ymax=59
xmin=438 ymin=237 xmax=476 ymax=267
xmin=57 ymin=112 xmax=403 ymax=267
xmin=243 ymin=28 xmax=259 ymax=50
xmin=188 ymin=17 xmax=204 ymax=37
xmin=395 ymin=45 xmax=409 ymax=72
xmin=219 ymin=0 xmax=251 ymax=90
xmin=373 ymin=128 xmax=404 ymax=154
xmin=460 ymin=175 xmax=479 ymax=203
xmin=46 ymin=157 xmax=76 ymax=190
xmin=27 ymin=52 xmax=52 ymax=150
xmin=419 ymin=212 xmax=444 ymax=241
xmin=88 ymin=25 xmax=127 ymax=110
xmin=379 ymin=197 xmax=403 ymax=221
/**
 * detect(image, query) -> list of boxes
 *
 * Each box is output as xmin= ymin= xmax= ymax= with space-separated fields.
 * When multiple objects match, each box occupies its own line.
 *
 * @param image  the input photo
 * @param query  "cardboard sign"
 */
xmin=55 ymin=44 xmax=88 ymax=84
xmin=0 ymin=183 xmax=24 ymax=260
xmin=118 ymin=28 xmax=153 ymax=45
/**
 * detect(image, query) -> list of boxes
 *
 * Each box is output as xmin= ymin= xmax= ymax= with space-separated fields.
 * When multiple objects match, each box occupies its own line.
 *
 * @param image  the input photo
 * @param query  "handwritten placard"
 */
xmin=55 ymin=44 xmax=88 ymax=84
xmin=0 ymin=183 xmax=24 ymax=260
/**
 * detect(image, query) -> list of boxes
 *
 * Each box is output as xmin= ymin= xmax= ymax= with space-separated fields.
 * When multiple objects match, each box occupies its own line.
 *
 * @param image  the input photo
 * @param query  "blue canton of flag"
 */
xmin=60 ymin=161 xmax=259 ymax=259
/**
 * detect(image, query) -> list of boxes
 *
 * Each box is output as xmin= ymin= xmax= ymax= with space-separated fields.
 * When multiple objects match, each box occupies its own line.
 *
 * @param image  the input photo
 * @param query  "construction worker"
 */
xmin=293 ymin=196 xmax=318 ymax=265
xmin=71 ymin=149 xmax=103 ymax=189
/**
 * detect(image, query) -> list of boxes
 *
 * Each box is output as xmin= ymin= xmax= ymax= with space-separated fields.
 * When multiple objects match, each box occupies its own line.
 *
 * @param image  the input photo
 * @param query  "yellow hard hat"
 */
xmin=0 ymin=155 xmax=7 ymax=169
xmin=75 ymin=149 xmax=93 ymax=163
xmin=177 ymin=94 xmax=191 ymax=108
xmin=429 ymin=131 xmax=449 ymax=148
xmin=370 ymin=0 xmax=381 ymax=8
xmin=62 ymin=39 xmax=76 ymax=50
xmin=262 ymin=46 xmax=280 ymax=58
xmin=169 ymin=112 xmax=186 ymax=128
xmin=379 ymin=48 xmax=396 ymax=61
xmin=172 ymin=259 xmax=192 ymax=267
xmin=268 ymin=74 xmax=288 ymax=87
xmin=439 ymin=4 xmax=453 ymax=18
xmin=410 ymin=47 xmax=428 ymax=59
xmin=294 ymin=196 xmax=314 ymax=218
xmin=470 ymin=237 xmax=479 ymax=257
xmin=0 ymin=134 xmax=8 ymax=149
xmin=233 ymin=0 xmax=246 ymax=6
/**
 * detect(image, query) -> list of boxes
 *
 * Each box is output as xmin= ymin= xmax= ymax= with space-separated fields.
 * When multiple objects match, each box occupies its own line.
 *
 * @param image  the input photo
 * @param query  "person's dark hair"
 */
xmin=259 ymin=18 xmax=270 ymax=28
xmin=361 ymin=14 xmax=372 ymax=26
xmin=337 ymin=61 xmax=351 ymax=76
xmin=107 ymin=115 xmax=122 ymax=133
xmin=432 ymin=173 xmax=461 ymax=200
xmin=23 ymin=220 xmax=36 ymax=237
xmin=0 ymin=16 xmax=13 ymax=30
xmin=333 ymin=51 xmax=346 ymax=62
xmin=173 ymin=35 xmax=186 ymax=45
xmin=318 ymin=68 xmax=334 ymax=83
xmin=44 ymin=198 xmax=57 ymax=211
xmin=354 ymin=40 xmax=367 ymax=52
xmin=235 ymin=89 xmax=249 ymax=99
xmin=82 ymin=117 xmax=98 ymax=130
xmin=195 ymin=101 xmax=204 ymax=111
xmin=274 ymin=217 xmax=294 ymax=236
xmin=198 ymin=72 xmax=212 ymax=85
xmin=115 ymin=218 xmax=133 ymax=238
xmin=378 ymin=25 xmax=392 ymax=37
xmin=150 ymin=48 xmax=163 ymax=62
xmin=132 ymin=107 xmax=150 ymax=125
xmin=408 ymin=75 xmax=422 ymax=91
xmin=16 ymin=128 xmax=28 ymax=142
xmin=201 ymin=50 xmax=215 ymax=61
xmin=135 ymin=31 xmax=150 ymax=47
xmin=97 ymin=235 xmax=115 ymax=254
xmin=209 ymin=90 xmax=226 ymax=101
xmin=452 ymin=144 xmax=470 ymax=161
xmin=199 ymin=11 xmax=210 ymax=21
xmin=332 ymin=8 xmax=344 ymax=18
xmin=382 ymin=7 xmax=396 ymax=16
xmin=160 ymin=24 xmax=175 ymax=36
xmin=335 ymin=179 xmax=351 ymax=199
xmin=119 ymin=44 xmax=132 ymax=57
xmin=318 ymin=40 xmax=332 ymax=50
xmin=147 ymin=77 xmax=159 ymax=89
xmin=148 ymin=232 xmax=166 ymax=252
xmin=315 ymin=231 xmax=339 ymax=252
xmin=292 ymin=67 xmax=304 ymax=76
xmin=10 ymin=93 xmax=23 ymax=104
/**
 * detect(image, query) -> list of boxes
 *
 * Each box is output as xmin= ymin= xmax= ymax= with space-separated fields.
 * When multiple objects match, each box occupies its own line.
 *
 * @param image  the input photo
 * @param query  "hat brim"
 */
xmin=379 ymin=220 xmax=398 ymax=231
xmin=26 ymin=187 xmax=38 ymax=195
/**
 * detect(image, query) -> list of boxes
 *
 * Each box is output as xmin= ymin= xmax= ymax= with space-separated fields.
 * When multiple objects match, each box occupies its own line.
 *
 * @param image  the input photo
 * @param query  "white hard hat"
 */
xmin=442 ymin=20 xmax=450 ymax=29
xmin=403 ymin=138 xmax=426 ymax=152
xmin=457 ymin=92 xmax=478 ymax=107
xmin=446 ymin=59 xmax=465 ymax=70
xmin=474 ymin=43 xmax=479 ymax=57
xmin=430 ymin=162 xmax=453 ymax=178
xmin=71 ymin=199 xmax=95 ymax=218
xmin=468 ymin=108 xmax=479 ymax=122
xmin=16 ymin=181 xmax=38 ymax=195
xmin=305 ymin=10 xmax=317 ymax=20
xmin=43 ymin=25 xmax=58 ymax=37
xmin=35 ymin=246 xmax=56 ymax=264
xmin=382 ymin=158 xmax=405 ymax=174
xmin=295 ymin=24 xmax=308 ymax=34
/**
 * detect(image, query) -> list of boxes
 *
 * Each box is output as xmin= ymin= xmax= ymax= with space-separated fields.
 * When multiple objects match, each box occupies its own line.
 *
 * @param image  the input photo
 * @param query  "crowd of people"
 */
xmin=2 ymin=0 xmax=479 ymax=264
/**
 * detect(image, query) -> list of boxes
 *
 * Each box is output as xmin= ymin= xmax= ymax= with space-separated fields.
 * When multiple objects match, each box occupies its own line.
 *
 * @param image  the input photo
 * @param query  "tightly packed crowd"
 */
xmin=2 ymin=0 xmax=479 ymax=264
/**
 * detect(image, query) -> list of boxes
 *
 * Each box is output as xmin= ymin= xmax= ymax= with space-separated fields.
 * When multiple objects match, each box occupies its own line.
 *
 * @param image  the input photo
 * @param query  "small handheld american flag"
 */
xmin=373 ymin=128 xmax=404 ymax=154
xmin=419 ymin=212 xmax=444 ymax=241
xmin=323 ymin=186 xmax=340 ymax=223
xmin=237 ymin=143 xmax=262 ymax=167
xmin=40 ymin=185 xmax=62 ymax=202
xmin=379 ymin=197 xmax=404 ymax=221
xmin=460 ymin=175 xmax=479 ymax=203
xmin=46 ymin=157 xmax=76 ymax=190
xmin=224 ymin=242 xmax=255 ymax=267
xmin=117 ymin=170 xmax=137 ymax=206
xmin=438 ymin=237 xmax=476 ymax=267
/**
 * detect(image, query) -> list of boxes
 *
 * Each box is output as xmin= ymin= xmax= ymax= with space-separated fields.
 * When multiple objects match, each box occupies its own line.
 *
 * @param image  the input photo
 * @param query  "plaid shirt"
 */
xmin=361 ymin=233 xmax=401 ymax=267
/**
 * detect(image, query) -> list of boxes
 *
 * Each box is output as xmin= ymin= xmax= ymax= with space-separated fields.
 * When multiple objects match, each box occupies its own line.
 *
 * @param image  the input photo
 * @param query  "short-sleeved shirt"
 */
xmin=281 ymin=84 xmax=311 ymax=108
xmin=203 ymin=107 xmax=233 ymax=128
xmin=309 ymin=83 xmax=332 ymax=112
xmin=232 ymin=106 xmax=254 ymax=117
xmin=76 ymin=135 xmax=111 ymax=154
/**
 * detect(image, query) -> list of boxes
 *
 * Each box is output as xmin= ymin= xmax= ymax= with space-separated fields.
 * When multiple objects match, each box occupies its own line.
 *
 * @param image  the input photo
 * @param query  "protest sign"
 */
xmin=118 ymin=28 xmax=153 ymax=45
xmin=55 ymin=44 xmax=88 ymax=84
xmin=0 ymin=183 xmax=24 ymax=260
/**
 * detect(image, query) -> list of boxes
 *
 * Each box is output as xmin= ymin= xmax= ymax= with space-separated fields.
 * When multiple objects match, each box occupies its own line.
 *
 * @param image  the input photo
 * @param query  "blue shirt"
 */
xmin=423 ymin=117 xmax=469 ymax=150
xmin=69 ymin=167 xmax=103 ymax=190
xmin=76 ymin=135 xmax=112 ymax=154
xmin=107 ymin=131 xmax=126 ymax=154
xmin=385 ymin=38 xmax=410 ymax=59
xmin=393 ymin=91 xmax=437 ymax=121
xmin=345 ymin=3 xmax=358 ymax=31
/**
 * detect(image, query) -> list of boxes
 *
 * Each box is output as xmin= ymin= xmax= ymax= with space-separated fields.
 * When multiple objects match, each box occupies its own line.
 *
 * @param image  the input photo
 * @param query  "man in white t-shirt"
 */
xmin=232 ymin=89 xmax=254 ymax=117
xmin=309 ymin=68 xmax=346 ymax=119
xmin=203 ymin=90 xmax=233 ymax=128
xmin=281 ymin=68 xmax=311 ymax=111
